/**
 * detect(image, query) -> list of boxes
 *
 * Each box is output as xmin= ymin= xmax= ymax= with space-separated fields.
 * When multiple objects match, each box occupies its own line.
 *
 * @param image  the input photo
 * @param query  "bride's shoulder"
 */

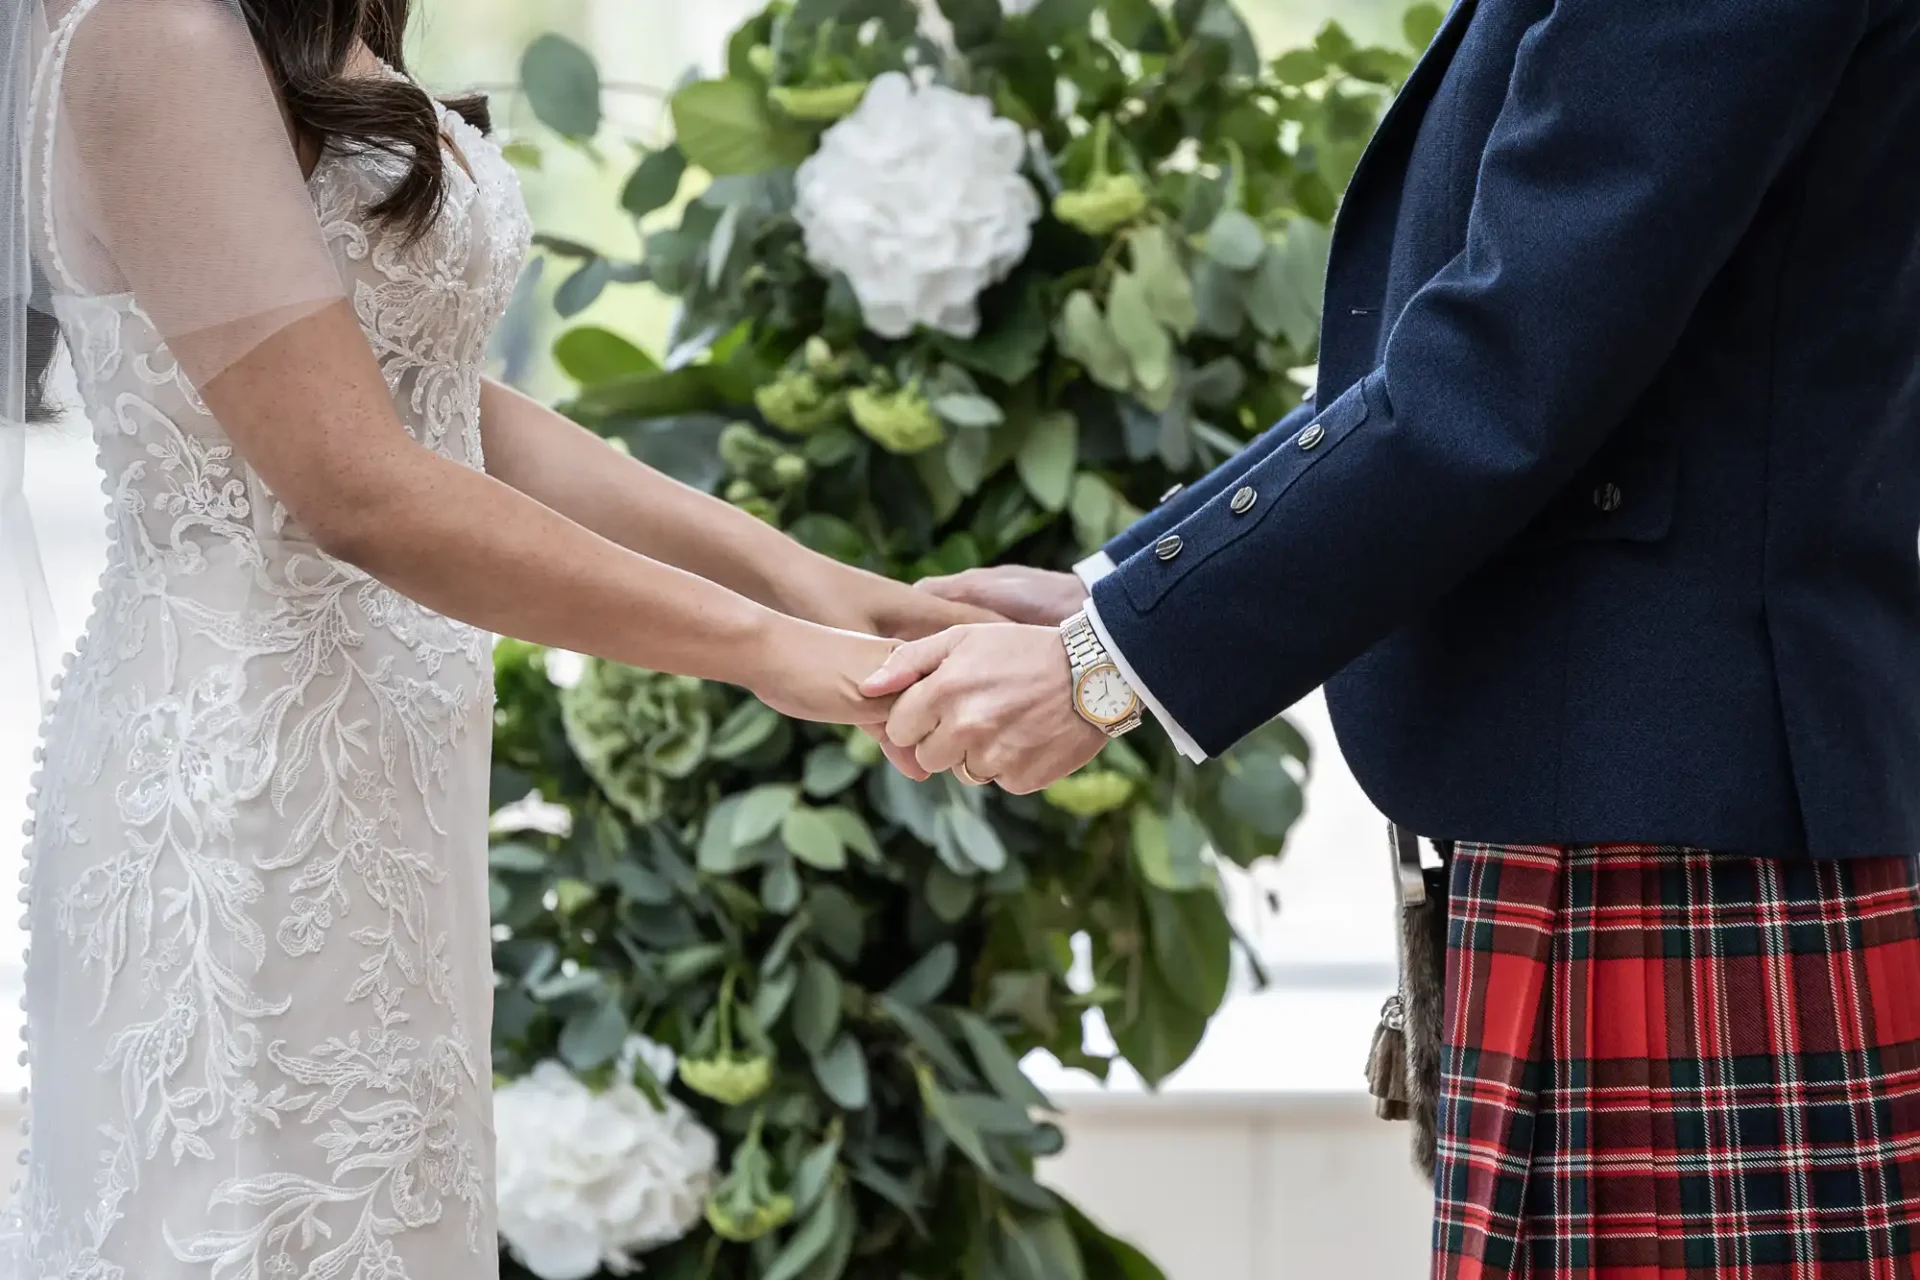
xmin=54 ymin=0 xmax=261 ymax=90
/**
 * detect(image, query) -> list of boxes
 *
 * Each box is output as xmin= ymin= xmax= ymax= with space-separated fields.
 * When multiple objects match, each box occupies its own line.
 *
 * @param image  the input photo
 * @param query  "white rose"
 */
xmin=495 ymin=1043 xmax=719 ymax=1280
xmin=794 ymin=72 xmax=1041 ymax=340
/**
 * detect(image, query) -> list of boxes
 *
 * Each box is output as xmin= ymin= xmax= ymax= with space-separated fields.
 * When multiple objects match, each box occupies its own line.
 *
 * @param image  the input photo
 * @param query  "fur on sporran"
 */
xmin=1364 ymin=837 xmax=1449 ymax=1178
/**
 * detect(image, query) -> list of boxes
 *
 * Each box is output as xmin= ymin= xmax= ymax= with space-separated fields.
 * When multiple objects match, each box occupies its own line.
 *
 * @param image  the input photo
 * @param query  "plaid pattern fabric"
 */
xmin=1433 ymin=843 xmax=1920 ymax=1279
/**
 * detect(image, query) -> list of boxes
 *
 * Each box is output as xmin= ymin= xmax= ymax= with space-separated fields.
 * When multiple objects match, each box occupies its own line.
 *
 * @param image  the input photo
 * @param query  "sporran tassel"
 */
xmin=1365 ymin=993 xmax=1411 ymax=1120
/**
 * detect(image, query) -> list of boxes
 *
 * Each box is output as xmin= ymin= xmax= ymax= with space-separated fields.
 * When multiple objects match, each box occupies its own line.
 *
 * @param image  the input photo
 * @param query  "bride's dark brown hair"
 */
xmin=242 ymin=0 xmax=489 ymax=238
xmin=24 ymin=0 xmax=488 ymax=420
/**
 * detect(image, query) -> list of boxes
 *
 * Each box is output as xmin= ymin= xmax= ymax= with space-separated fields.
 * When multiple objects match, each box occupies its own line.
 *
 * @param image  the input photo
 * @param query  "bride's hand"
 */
xmin=864 ymin=578 xmax=1003 ymax=640
xmin=749 ymin=619 xmax=904 ymax=726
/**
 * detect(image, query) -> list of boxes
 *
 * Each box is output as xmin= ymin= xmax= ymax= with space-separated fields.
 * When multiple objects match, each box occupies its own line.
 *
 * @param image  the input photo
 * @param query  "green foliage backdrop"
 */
xmin=488 ymin=3 xmax=1437 ymax=1277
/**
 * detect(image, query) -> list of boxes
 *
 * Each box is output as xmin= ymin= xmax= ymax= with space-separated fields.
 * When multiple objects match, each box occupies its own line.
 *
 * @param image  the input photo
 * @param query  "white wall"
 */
xmin=1045 ymin=1094 xmax=1433 ymax=1280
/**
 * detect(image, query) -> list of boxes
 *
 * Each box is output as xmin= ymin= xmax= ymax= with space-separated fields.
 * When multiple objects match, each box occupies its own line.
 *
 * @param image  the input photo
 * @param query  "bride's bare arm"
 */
xmin=54 ymin=5 xmax=904 ymax=725
xmin=477 ymin=377 xmax=996 ymax=640
xmin=198 ymin=306 xmax=897 ymax=725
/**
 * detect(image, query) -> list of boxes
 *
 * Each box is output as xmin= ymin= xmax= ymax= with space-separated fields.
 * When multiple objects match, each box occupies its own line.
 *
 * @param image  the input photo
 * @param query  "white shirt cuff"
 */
xmin=1081 ymin=593 xmax=1209 ymax=765
xmin=1073 ymin=551 xmax=1117 ymax=590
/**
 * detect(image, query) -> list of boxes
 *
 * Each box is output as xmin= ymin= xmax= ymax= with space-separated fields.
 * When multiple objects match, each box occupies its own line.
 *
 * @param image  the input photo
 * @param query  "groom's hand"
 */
xmin=859 ymin=623 xmax=1106 ymax=794
xmin=915 ymin=566 xmax=1088 ymax=628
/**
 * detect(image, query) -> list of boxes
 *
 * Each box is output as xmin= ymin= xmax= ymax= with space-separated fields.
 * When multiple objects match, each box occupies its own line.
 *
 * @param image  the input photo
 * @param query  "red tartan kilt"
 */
xmin=1434 ymin=843 xmax=1920 ymax=1280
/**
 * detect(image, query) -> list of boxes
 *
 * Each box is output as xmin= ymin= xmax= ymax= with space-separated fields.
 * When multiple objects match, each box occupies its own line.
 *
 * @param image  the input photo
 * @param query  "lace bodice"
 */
xmin=8 ymin=21 xmax=531 ymax=1280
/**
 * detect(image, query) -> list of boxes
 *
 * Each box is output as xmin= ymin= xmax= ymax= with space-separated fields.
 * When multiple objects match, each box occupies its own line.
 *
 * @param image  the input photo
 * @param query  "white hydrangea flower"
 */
xmin=999 ymin=0 xmax=1041 ymax=12
xmin=794 ymin=72 xmax=1040 ymax=340
xmin=495 ymin=1037 xmax=718 ymax=1280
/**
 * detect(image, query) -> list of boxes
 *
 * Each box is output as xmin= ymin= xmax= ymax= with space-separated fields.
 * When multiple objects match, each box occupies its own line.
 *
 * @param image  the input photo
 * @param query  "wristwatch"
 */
xmin=1060 ymin=609 xmax=1143 ymax=737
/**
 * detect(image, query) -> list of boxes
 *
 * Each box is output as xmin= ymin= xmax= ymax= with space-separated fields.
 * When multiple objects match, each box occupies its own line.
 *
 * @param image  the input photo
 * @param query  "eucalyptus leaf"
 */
xmin=613 ymin=862 xmax=674 ymax=906
xmin=801 ymin=1182 xmax=857 ymax=1280
xmin=790 ymin=1132 xmax=843 ymax=1218
xmin=792 ymin=957 xmax=843 ymax=1055
xmin=818 ymin=807 xmax=881 ymax=864
xmin=881 ymin=997 xmax=977 ymax=1083
xmin=1191 ymin=260 xmax=1247 ymax=338
xmin=1188 ymin=356 xmax=1247 ymax=409
xmin=783 ymin=806 xmax=848 ymax=871
xmin=697 ymin=796 xmax=759 ymax=874
xmin=1201 ymin=210 xmax=1266 ymax=271
xmin=711 ymin=700 xmax=783 ymax=760
xmin=753 ymin=965 xmax=800 ymax=1030
xmin=521 ymin=34 xmax=602 ymax=140
xmin=932 ymin=393 xmax=1006 ymax=429
xmin=555 ymin=259 xmax=613 ymax=318
xmin=802 ymin=745 xmax=863 ymax=798
xmin=762 ymin=857 xmax=803 ymax=914
xmin=942 ymin=804 xmax=1008 ymax=873
xmin=1056 ymin=291 xmax=1132 ymax=392
xmin=918 ymin=1071 xmax=995 ymax=1171
xmin=1128 ymin=226 xmax=1198 ymax=339
xmin=885 ymin=941 xmax=957 ymax=1006
xmin=622 ymin=145 xmax=688 ymax=218
xmin=762 ymin=1189 xmax=841 ymax=1280
xmin=953 ymin=1009 xmax=1052 ymax=1110
xmin=812 ymin=1033 xmax=871 ymax=1110
xmin=734 ymin=784 xmax=801 ymax=846
xmin=1015 ymin=412 xmax=1077 ymax=513
xmin=925 ymin=862 xmax=978 ymax=923
xmin=807 ymin=885 xmax=865 ymax=963
xmin=946 ymin=428 xmax=991 ymax=496
xmin=1105 ymin=272 xmax=1175 ymax=395
xmin=558 ymin=997 xmax=627 ymax=1070
xmin=488 ymin=841 xmax=547 ymax=873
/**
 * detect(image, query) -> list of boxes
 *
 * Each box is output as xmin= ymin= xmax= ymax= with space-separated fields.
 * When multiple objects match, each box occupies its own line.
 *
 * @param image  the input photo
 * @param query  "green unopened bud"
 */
xmin=769 ymin=79 xmax=870 ymax=122
xmin=845 ymin=733 xmax=883 ymax=766
xmin=703 ymin=1115 xmax=791 ymax=1241
xmin=1053 ymin=173 xmax=1150 ymax=236
xmin=804 ymin=335 xmax=838 ymax=375
xmin=724 ymin=479 xmax=759 ymax=504
xmin=738 ymin=497 xmax=780 ymax=525
xmin=1043 ymin=770 xmax=1137 ymax=817
xmin=720 ymin=422 xmax=782 ymax=475
xmin=680 ymin=1052 xmax=774 ymax=1106
xmin=746 ymin=45 xmax=776 ymax=79
xmin=771 ymin=454 xmax=810 ymax=487
xmin=706 ymin=1192 xmax=794 ymax=1243
xmin=848 ymin=384 xmax=945 ymax=455
xmin=755 ymin=370 xmax=846 ymax=435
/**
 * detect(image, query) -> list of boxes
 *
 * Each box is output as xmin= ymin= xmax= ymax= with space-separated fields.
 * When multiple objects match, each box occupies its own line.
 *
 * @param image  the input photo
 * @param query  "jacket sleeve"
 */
xmin=1102 ymin=403 xmax=1318 ymax=564
xmin=1091 ymin=0 xmax=1874 ymax=756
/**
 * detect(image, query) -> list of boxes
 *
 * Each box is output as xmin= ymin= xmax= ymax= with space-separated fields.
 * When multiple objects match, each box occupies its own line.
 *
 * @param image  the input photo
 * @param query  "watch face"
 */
xmin=1075 ymin=664 xmax=1139 ymax=726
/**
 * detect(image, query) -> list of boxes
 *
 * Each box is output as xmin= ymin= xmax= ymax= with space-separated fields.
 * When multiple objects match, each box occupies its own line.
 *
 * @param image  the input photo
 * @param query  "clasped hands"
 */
xmin=857 ymin=567 xmax=1111 ymax=792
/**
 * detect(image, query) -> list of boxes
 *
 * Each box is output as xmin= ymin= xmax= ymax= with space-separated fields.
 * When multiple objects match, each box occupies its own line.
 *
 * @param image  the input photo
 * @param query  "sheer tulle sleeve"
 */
xmin=34 ymin=0 xmax=346 ymax=384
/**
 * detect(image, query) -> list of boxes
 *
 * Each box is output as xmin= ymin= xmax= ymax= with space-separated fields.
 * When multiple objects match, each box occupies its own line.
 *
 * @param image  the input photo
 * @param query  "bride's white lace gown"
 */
xmin=6 ymin=21 xmax=530 ymax=1280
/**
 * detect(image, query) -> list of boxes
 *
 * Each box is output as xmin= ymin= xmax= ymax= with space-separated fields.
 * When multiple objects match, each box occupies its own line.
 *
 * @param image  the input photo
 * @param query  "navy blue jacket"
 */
xmin=1093 ymin=0 xmax=1920 ymax=858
